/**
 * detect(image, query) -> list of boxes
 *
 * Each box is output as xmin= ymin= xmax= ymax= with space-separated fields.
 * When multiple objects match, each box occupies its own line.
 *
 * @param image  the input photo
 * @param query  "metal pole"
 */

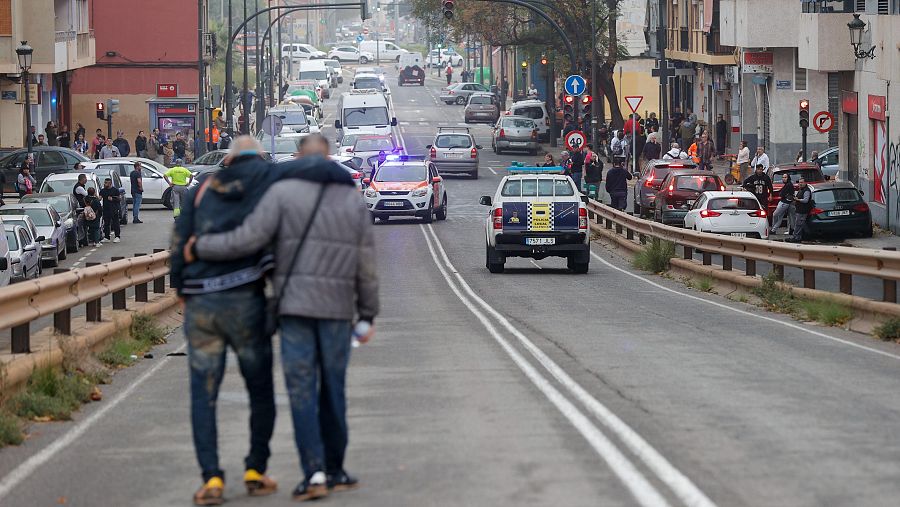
xmin=256 ymin=1 xmax=264 ymax=133
xmin=23 ymin=70 xmax=32 ymax=154
xmin=632 ymin=116 xmax=637 ymax=175
xmin=228 ymin=0 xmax=233 ymax=131
xmin=590 ymin=0 xmax=598 ymax=151
xmin=658 ymin=0 xmax=670 ymax=145
xmin=801 ymin=125 xmax=808 ymax=163
xmin=268 ymin=0 xmax=274 ymax=108
xmin=277 ymin=13 xmax=283 ymax=102
xmin=198 ymin=0 xmax=207 ymax=156
xmin=242 ymin=0 xmax=249 ymax=134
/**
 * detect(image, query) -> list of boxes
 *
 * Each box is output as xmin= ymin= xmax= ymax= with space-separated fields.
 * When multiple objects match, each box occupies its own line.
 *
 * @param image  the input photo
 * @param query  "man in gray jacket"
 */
xmin=185 ymin=154 xmax=379 ymax=502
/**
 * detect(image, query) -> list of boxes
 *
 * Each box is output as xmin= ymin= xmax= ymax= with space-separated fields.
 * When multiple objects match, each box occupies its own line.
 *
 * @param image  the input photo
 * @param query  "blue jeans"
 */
xmin=132 ymin=192 xmax=142 ymax=221
xmin=184 ymin=286 xmax=275 ymax=482
xmin=570 ymin=171 xmax=583 ymax=192
xmin=280 ymin=317 xmax=352 ymax=479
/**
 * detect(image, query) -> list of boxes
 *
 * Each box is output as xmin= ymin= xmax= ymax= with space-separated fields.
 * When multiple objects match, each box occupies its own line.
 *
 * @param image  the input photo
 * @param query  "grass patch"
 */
xmin=752 ymin=273 xmax=854 ymax=326
xmin=873 ymin=318 xmax=900 ymax=342
xmin=799 ymin=299 xmax=853 ymax=327
xmin=695 ymin=277 xmax=715 ymax=293
xmin=131 ymin=314 xmax=168 ymax=346
xmin=98 ymin=314 xmax=167 ymax=368
xmin=6 ymin=366 xmax=93 ymax=421
xmin=752 ymin=273 xmax=799 ymax=315
xmin=632 ymin=239 xmax=676 ymax=274
xmin=0 ymin=409 xmax=23 ymax=446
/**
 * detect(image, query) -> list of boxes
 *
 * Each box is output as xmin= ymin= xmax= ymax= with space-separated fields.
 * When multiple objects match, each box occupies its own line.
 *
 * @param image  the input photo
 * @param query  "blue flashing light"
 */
xmin=384 ymin=154 xmax=426 ymax=162
xmin=506 ymin=165 xmax=565 ymax=175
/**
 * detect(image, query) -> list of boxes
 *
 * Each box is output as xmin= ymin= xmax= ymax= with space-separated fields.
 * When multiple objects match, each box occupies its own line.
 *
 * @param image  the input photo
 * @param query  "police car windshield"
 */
xmin=374 ymin=164 xmax=426 ymax=182
xmin=355 ymin=137 xmax=394 ymax=151
xmin=502 ymin=178 xmax=574 ymax=197
xmin=435 ymin=135 xmax=471 ymax=149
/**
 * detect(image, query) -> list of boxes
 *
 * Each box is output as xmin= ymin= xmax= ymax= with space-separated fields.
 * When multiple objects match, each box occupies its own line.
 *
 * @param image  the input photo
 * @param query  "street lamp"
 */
xmin=16 ymin=41 xmax=33 ymax=154
xmin=848 ymin=14 xmax=876 ymax=60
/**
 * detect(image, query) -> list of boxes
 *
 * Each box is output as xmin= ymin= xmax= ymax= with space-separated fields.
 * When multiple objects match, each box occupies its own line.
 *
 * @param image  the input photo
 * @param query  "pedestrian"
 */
xmin=661 ymin=142 xmax=687 ymax=160
xmin=218 ymin=131 xmax=232 ymax=150
xmin=715 ymin=114 xmax=727 ymax=155
xmin=130 ymin=161 xmax=144 ymax=223
xmin=113 ymin=131 xmax=131 ymax=157
xmin=610 ymin=130 xmax=629 ymax=168
xmin=84 ymin=187 xmax=102 ymax=247
xmin=91 ymin=129 xmax=105 ymax=159
xmin=679 ymin=114 xmax=695 ymax=150
xmin=73 ymin=133 xmax=89 ymax=156
xmin=445 ymin=63 xmax=453 ymax=86
xmin=670 ymin=107 xmax=684 ymax=137
xmin=72 ymin=172 xmax=88 ymax=208
xmin=584 ymin=151 xmax=603 ymax=199
xmin=17 ymin=163 xmax=35 ymax=197
xmin=171 ymin=136 xmax=364 ymax=505
xmin=736 ymin=140 xmax=751 ymax=182
xmin=184 ymin=140 xmax=378 ymax=503
xmin=57 ymin=124 xmax=71 ymax=148
xmin=75 ymin=122 xmax=86 ymax=140
xmin=135 ymin=130 xmax=148 ymax=158
xmin=770 ymin=172 xmax=795 ymax=235
xmin=788 ymin=178 xmax=813 ymax=243
xmin=45 ymin=121 xmax=58 ymax=146
xmin=164 ymin=159 xmax=194 ymax=219
xmin=148 ymin=129 xmax=162 ymax=163
xmin=696 ymin=132 xmax=716 ymax=171
xmin=559 ymin=151 xmax=571 ymax=172
xmin=29 ymin=126 xmax=37 ymax=147
xmin=687 ymin=138 xmax=700 ymax=164
xmin=215 ymin=110 xmax=227 ymax=131
xmin=646 ymin=112 xmax=660 ymax=134
xmin=527 ymin=82 xmax=538 ymax=99
xmin=642 ymin=132 xmax=662 ymax=162
xmin=568 ymin=148 xmax=586 ymax=192
xmin=172 ymin=132 xmax=188 ymax=161
xmin=99 ymin=137 xmax=121 ymax=159
xmin=742 ymin=164 xmax=774 ymax=214
xmin=605 ymin=162 xmax=633 ymax=211
xmin=99 ymin=177 xmax=121 ymax=243
xmin=541 ymin=153 xmax=556 ymax=167
xmin=750 ymin=145 xmax=770 ymax=171
xmin=36 ymin=134 xmax=47 ymax=146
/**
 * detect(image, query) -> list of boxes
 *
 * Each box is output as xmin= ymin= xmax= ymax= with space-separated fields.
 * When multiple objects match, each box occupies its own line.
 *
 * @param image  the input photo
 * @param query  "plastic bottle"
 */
xmin=351 ymin=320 xmax=371 ymax=348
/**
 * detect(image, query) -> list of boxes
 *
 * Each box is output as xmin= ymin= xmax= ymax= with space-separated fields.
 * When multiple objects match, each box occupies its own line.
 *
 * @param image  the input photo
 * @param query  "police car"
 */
xmin=480 ymin=166 xmax=590 ymax=273
xmin=363 ymin=155 xmax=448 ymax=223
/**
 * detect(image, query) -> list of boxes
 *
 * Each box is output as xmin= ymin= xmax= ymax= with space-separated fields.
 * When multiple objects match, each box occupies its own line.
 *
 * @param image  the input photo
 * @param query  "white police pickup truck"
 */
xmin=480 ymin=166 xmax=590 ymax=274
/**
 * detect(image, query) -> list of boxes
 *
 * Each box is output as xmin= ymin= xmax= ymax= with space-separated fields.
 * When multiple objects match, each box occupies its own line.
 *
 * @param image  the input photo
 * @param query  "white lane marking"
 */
xmin=420 ymin=226 xmax=670 ymax=507
xmin=0 ymin=343 xmax=188 ymax=500
xmin=425 ymin=225 xmax=717 ymax=507
xmin=71 ymin=262 xmax=80 ymax=267
xmin=591 ymin=251 xmax=900 ymax=361
xmin=487 ymin=166 xmax=498 ymax=175
xmin=530 ymin=259 xmax=542 ymax=270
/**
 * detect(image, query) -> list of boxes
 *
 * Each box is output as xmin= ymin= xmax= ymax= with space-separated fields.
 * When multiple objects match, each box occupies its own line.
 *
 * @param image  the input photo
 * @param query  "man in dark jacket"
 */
xmin=770 ymin=172 xmax=795 ymax=235
xmin=742 ymin=164 xmax=774 ymax=212
xmin=788 ymin=178 xmax=813 ymax=243
xmin=112 ymin=131 xmax=130 ymax=157
xmin=170 ymin=136 xmax=355 ymax=505
xmin=642 ymin=133 xmax=662 ymax=162
xmin=605 ymin=162 xmax=633 ymax=211
xmin=568 ymin=149 xmax=586 ymax=191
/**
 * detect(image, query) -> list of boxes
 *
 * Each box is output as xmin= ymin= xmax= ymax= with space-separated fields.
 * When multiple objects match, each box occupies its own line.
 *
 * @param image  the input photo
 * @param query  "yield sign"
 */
xmin=625 ymin=96 xmax=643 ymax=113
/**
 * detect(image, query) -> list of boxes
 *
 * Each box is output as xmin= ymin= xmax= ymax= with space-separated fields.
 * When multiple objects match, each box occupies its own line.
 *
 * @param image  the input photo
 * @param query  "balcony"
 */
xmin=52 ymin=29 xmax=95 ymax=72
xmin=796 ymin=13 xmax=855 ymax=71
xmin=666 ymin=28 xmax=737 ymax=66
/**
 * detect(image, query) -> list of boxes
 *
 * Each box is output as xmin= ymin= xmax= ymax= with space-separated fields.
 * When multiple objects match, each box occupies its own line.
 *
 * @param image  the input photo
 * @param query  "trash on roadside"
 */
xmin=143 ymin=353 xmax=153 ymax=359
xmin=129 ymin=354 xmax=138 ymax=360
xmin=90 ymin=386 xmax=102 ymax=401
xmin=166 ymin=352 xmax=187 ymax=357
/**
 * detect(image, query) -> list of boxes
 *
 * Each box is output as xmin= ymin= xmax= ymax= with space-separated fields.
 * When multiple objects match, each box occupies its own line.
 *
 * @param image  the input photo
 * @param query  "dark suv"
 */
xmin=633 ymin=159 xmax=697 ymax=218
xmin=654 ymin=171 xmax=725 ymax=225
xmin=0 ymin=147 xmax=89 ymax=194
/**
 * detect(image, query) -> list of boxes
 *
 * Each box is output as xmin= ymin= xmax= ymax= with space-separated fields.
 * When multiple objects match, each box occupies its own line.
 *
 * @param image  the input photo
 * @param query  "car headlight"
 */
xmin=364 ymin=188 xmax=377 ymax=198
xmin=43 ymin=239 xmax=52 ymax=246
xmin=411 ymin=188 xmax=428 ymax=198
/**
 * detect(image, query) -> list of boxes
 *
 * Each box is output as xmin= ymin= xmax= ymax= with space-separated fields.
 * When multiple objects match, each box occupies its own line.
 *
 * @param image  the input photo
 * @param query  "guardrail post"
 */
xmin=605 ymin=218 xmax=612 ymax=230
xmin=773 ymin=264 xmax=784 ymax=281
xmin=683 ymin=246 xmax=693 ymax=260
xmin=803 ymin=269 xmax=816 ymax=289
xmin=153 ymin=248 xmax=166 ymax=293
xmin=134 ymin=253 xmax=148 ymax=303
xmin=702 ymin=251 xmax=712 ymax=265
xmin=883 ymin=248 xmax=897 ymax=303
xmin=86 ymin=262 xmax=102 ymax=322
xmin=722 ymin=255 xmax=732 ymax=271
xmin=745 ymin=259 xmax=756 ymax=277
xmin=111 ymin=256 xmax=126 ymax=310
xmin=615 ymin=223 xmax=623 ymax=235
xmin=639 ymin=234 xmax=647 ymax=245
xmin=626 ymin=228 xmax=634 ymax=240
xmin=839 ymin=273 xmax=852 ymax=295
xmin=10 ymin=324 xmax=29 ymax=354
xmin=53 ymin=268 xmax=72 ymax=335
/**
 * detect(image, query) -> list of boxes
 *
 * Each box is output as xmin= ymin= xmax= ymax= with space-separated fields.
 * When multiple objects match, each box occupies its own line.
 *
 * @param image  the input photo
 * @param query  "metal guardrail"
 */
xmin=0 ymin=250 xmax=170 ymax=354
xmin=586 ymin=200 xmax=900 ymax=303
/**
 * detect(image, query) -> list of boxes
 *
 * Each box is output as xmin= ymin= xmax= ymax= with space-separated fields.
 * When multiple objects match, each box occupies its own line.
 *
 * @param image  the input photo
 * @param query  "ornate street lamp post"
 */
xmin=16 ymin=41 xmax=34 ymax=154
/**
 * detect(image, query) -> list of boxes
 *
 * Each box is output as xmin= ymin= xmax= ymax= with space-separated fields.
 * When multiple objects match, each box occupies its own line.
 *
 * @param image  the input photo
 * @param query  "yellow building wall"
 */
xmin=602 ymin=59 xmax=660 ymax=121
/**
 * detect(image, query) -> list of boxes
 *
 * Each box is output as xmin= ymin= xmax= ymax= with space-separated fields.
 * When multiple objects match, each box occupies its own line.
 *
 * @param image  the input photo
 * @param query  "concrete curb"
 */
xmin=591 ymin=225 xmax=900 ymax=335
xmin=0 ymin=292 xmax=181 ymax=394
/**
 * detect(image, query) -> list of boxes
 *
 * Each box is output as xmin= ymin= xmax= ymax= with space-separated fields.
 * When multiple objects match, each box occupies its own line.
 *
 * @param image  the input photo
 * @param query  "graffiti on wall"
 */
xmin=888 ymin=136 xmax=900 ymax=222
xmin=874 ymin=121 xmax=887 ymax=204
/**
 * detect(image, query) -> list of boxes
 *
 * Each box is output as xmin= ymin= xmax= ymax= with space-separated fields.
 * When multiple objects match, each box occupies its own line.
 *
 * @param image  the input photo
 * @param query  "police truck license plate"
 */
xmin=526 ymin=237 xmax=555 ymax=246
xmin=828 ymin=210 xmax=850 ymax=216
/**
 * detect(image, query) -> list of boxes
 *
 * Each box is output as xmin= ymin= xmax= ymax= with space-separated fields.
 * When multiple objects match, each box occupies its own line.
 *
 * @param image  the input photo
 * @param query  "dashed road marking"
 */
xmin=487 ymin=166 xmax=498 ymax=175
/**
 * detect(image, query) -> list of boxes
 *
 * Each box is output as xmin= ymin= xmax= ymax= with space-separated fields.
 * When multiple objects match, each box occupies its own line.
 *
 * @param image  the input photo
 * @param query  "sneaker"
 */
xmin=113 ymin=236 xmax=121 ymax=243
xmin=244 ymin=469 xmax=277 ymax=497
xmin=327 ymin=471 xmax=359 ymax=492
xmin=292 ymin=471 xmax=328 ymax=502
xmin=96 ymin=240 xmax=104 ymax=246
xmin=193 ymin=477 xmax=224 ymax=506
xmin=133 ymin=219 xmax=143 ymax=224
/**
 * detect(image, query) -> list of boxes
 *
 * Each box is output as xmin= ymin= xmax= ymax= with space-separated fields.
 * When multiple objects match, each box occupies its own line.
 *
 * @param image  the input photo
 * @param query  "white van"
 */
xmin=335 ymin=89 xmax=397 ymax=139
xmin=509 ymin=99 xmax=552 ymax=142
xmin=0 ymin=216 xmax=10 ymax=288
xmin=358 ymin=40 xmax=408 ymax=63
xmin=298 ymin=60 xmax=332 ymax=99
xmin=282 ymin=43 xmax=326 ymax=63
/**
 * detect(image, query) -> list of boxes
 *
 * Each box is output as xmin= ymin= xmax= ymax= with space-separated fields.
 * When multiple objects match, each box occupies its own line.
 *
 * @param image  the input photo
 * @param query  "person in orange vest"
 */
xmin=687 ymin=137 xmax=700 ymax=164
xmin=205 ymin=125 xmax=220 ymax=149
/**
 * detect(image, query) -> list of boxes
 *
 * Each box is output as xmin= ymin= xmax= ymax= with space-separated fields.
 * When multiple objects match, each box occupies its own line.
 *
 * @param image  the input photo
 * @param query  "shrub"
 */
xmin=632 ymin=239 xmax=676 ymax=273
xmin=799 ymin=299 xmax=853 ymax=327
xmin=873 ymin=318 xmax=900 ymax=342
xmin=752 ymin=273 xmax=798 ymax=315
xmin=7 ymin=367 xmax=92 ymax=421
xmin=130 ymin=314 xmax=167 ymax=346
xmin=0 ymin=409 xmax=23 ymax=447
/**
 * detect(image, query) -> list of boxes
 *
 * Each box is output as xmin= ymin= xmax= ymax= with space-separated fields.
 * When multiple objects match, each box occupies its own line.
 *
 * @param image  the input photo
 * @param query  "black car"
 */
xmin=19 ymin=192 xmax=88 ymax=252
xmin=804 ymin=181 xmax=873 ymax=238
xmin=0 ymin=147 xmax=89 ymax=194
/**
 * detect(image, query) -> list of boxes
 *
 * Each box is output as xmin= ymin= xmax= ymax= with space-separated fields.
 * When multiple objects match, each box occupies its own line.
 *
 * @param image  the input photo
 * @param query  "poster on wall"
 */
xmin=873 ymin=120 xmax=887 ymax=205
xmin=159 ymin=117 xmax=195 ymax=144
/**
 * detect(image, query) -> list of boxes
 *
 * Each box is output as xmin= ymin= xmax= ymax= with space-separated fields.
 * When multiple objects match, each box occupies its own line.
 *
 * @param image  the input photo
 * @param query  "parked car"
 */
xmin=508 ymin=99 xmax=552 ymax=142
xmin=5 ymin=224 xmax=41 ymax=282
xmin=185 ymin=150 xmax=229 ymax=172
xmin=0 ymin=214 xmax=41 ymax=260
xmin=19 ymin=193 xmax=87 ymax=253
xmin=81 ymin=158 xmax=170 ymax=208
xmin=633 ymin=159 xmax=697 ymax=218
xmin=654 ymin=171 xmax=726 ymax=226
xmin=425 ymin=48 xmax=463 ymax=67
xmin=804 ymin=181 xmax=872 ymax=238
xmin=491 ymin=116 xmax=539 ymax=155
xmin=77 ymin=164 xmax=130 ymax=224
xmin=813 ymin=147 xmax=839 ymax=179
xmin=0 ymin=204 xmax=67 ymax=267
xmin=684 ymin=191 xmax=769 ymax=239
xmin=440 ymin=82 xmax=491 ymax=105
xmin=427 ymin=127 xmax=481 ymax=179
xmin=767 ymin=162 xmax=825 ymax=219
xmin=0 ymin=218 xmax=11 ymax=287
xmin=464 ymin=93 xmax=500 ymax=124
xmin=39 ymin=171 xmax=101 ymax=195
xmin=328 ymin=45 xmax=375 ymax=63
xmin=0 ymin=146 xmax=89 ymax=194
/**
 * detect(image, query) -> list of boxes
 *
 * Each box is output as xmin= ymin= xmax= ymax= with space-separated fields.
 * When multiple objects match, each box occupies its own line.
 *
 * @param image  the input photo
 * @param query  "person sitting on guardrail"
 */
xmin=605 ymin=162 xmax=632 ymax=211
xmin=771 ymin=172 xmax=796 ymax=236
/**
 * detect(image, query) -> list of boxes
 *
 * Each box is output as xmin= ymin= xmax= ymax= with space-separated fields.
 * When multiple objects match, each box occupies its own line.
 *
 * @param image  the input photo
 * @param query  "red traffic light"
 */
xmin=799 ymin=99 xmax=809 ymax=111
xmin=442 ymin=0 xmax=454 ymax=19
xmin=564 ymin=95 xmax=575 ymax=105
xmin=96 ymin=102 xmax=104 ymax=111
xmin=540 ymin=56 xmax=548 ymax=65
xmin=581 ymin=95 xmax=592 ymax=105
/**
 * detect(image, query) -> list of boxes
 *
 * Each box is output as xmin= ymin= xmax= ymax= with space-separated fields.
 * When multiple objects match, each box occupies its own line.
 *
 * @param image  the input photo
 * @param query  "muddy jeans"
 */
xmin=184 ymin=286 xmax=275 ymax=482
xmin=280 ymin=316 xmax=352 ymax=479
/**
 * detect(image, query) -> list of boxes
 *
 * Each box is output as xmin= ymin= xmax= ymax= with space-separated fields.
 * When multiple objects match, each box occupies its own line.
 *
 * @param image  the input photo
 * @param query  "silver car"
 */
xmin=5 ymin=224 xmax=41 ymax=282
xmin=440 ymin=82 xmax=491 ymax=105
xmin=491 ymin=116 xmax=539 ymax=155
xmin=427 ymin=128 xmax=481 ymax=179
xmin=0 ymin=204 xmax=65 ymax=267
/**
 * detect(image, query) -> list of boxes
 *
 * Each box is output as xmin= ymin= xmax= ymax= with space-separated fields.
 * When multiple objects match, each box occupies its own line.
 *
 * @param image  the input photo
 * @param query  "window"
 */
xmin=435 ymin=135 xmax=472 ymax=149
xmin=0 ymin=0 xmax=11 ymax=36
xmin=5 ymin=230 xmax=17 ymax=251
xmin=514 ymin=106 xmax=545 ymax=120
xmin=76 ymin=0 xmax=88 ymax=32
xmin=501 ymin=180 xmax=522 ymax=196
xmin=39 ymin=151 xmax=66 ymax=167
xmin=343 ymin=106 xmax=389 ymax=127
xmin=553 ymin=179 xmax=575 ymax=196
xmin=19 ymin=229 xmax=29 ymax=246
xmin=813 ymin=188 xmax=862 ymax=205
xmin=374 ymin=165 xmax=425 ymax=182
xmin=855 ymin=0 xmax=866 ymax=12
xmin=537 ymin=179 xmax=555 ymax=196
xmin=794 ymin=49 xmax=807 ymax=92
xmin=708 ymin=197 xmax=760 ymax=210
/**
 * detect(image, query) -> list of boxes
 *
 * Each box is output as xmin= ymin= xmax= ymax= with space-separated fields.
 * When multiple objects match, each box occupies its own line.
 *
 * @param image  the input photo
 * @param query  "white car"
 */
xmin=344 ymin=134 xmax=400 ymax=170
xmin=363 ymin=156 xmax=447 ymax=223
xmin=426 ymin=49 xmax=463 ymax=67
xmin=479 ymin=167 xmax=590 ymax=274
xmin=328 ymin=45 xmax=375 ymax=63
xmin=81 ymin=158 xmax=170 ymax=206
xmin=684 ymin=191 xmax=770 ymax=239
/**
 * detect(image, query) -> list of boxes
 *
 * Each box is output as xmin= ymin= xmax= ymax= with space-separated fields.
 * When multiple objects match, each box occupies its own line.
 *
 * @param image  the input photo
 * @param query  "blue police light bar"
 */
xmin=384 ymin=154 xmax=426 ymax=162
xmin=506 ymin=165 xmax=565 ymax=175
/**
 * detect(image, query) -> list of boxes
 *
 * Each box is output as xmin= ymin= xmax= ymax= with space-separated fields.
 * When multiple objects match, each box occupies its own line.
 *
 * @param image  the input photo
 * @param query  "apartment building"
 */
xmin=0 ymin=0 xmax=95 ymax=148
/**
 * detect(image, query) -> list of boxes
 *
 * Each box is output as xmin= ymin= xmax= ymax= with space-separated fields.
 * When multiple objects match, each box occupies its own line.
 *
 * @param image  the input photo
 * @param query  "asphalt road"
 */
xmin=2 ymin=67 xmax=900 ymax=507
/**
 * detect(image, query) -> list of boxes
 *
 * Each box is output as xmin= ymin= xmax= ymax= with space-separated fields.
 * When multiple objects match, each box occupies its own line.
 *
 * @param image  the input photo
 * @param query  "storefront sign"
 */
xmin=841 ymin=90 xmax=858 ymax=115
xmin=15 ymin=84 xmax=40 ymax=104
xmin=157 ymin=83 xmax=178 ymax=98
xmin=868 ymin=94 xmax=886 ymax=121
xmin=157 ymin=103 xmax=196 ymax=115
xmin=742 ymin=52 xmax=773 ymax=74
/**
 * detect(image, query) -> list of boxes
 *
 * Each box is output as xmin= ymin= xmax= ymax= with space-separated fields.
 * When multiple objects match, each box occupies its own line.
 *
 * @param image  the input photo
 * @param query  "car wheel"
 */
xmin=861 ymin=222 xmax=874 ymax=238
xmin=162 ymin=187 xmax=174 ymax=210
xmin=436 ymin=196 xmax=448 ymax=220
xmin=66 ymin=234 xmax=79 ymax=254
xmin=58 ymin=244 xmax=67 ymax=261
xmin=486 ymin=246 xmax=505 ymax=273
xmin=456 ymin=96 xmax=466 ymax=105
xmin=422 ymin=202 xmax=434 ymax=224
xmin=359 ymin=56 xmax=369 ymax=64
xmin=470 ymin=169 xmax=479 ymax=180
xmin=634 ymin=202 xmax=641 ymax=218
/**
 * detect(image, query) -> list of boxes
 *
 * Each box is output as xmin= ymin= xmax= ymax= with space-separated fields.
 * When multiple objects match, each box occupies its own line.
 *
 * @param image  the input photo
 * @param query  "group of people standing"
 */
xmin=741 ymin=163 xmax=814 ymax=243
xmin=30 ymin=121 xmax=194 ymax=166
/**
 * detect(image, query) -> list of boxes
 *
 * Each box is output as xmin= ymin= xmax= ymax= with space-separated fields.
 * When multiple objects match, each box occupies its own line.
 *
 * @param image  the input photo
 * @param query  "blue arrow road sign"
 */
xmin=564 ymin=75 xmax=586 ymax=96
xmin=356 ymin=35 xmax=364 ymax=43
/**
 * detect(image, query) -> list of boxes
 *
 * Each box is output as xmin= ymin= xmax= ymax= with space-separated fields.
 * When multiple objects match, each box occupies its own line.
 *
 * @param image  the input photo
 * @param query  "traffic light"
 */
xmin=520 ymin=60 xmax=527 ymax=69
xmin=442 ymin=0 xmax=454 ymax=19
xmin=563 ymin=95 xmax=575 ymax=122
xmin=107 ymin=98 xmax=120 ymax=115
xmin=95 ymin=102 xmax=105 ymax=120
xmin=540 ymin=55 xmax=548 ymax=65
xmin=581 ymin=95 xmax=592 ymax=106
xmin=360 ymin=1 xmax=368 ymax=20
xmin=799 ymin=98 xmax=810 ymax=128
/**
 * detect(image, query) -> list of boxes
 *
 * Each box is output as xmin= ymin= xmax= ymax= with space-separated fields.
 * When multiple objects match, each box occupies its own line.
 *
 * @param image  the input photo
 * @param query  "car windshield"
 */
xmin=708 ymin=197 xmax=759 ymax=210
xmin=0 ymin=209 xmax=52 ymax=226
xmin=435 ymin=135 xmax=471 ymax=149
xmin=374 ymin=165 xmax=426 ymax=182
xmin=257 ymin=136 xmax=300 ymax=153
xmin=299 ymin=70 xmax=328 ymax=81
xmin=501 ymin=118 xmax=535 ymax=129
xmin=344 ymin=107 xmax=389 ymax=127
xmin=353 ymin=77 xmax=382 ymax=90
xmin=355 ymin=137 xmax=394 ymax=151
xmin=272 ymin=109 xmax=308 ymax=125
xmin=193 ymin=151 xmax=223 ymax=165
xmin=20 ymin=195 xmax=72 ymax=213
xmin=324 ymin=60 xmax=339 ymax=68
xmin=774 ymin=169 xmax=822 ymax=184
xmin=5 ymin=230 xmax=17 ymax=251
xmin=340 ymin=135 xmax=358 ymax=147
xmin=676 ymin=175 xmax=720 ymax=192
xmin=469 ymin=96 xmax=492 ymax=105
xmin=40 ymin=177 xmax=97 ymax=193
xmin=813 ymin=188 xmax=862 ymax=205
xmin=514 ymin=106 xmax=543 ymax=119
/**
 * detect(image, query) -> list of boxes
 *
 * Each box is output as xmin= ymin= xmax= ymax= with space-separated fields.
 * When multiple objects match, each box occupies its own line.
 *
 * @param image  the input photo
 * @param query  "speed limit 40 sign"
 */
xmin=565 ymin=130 xmax=586 ymax=151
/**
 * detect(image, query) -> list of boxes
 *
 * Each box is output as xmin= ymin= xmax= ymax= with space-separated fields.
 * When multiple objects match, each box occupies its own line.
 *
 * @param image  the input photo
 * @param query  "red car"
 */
xmin=767 ymin=163 xmax=825 ymax=218
xmin=654 ymin=171 xmax=726 ymax=226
